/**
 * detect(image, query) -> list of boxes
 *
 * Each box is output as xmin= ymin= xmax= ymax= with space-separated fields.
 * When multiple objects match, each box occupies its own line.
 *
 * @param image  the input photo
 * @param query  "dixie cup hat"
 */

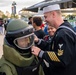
xmin=43 ymin=4 xmax=60 ymax=13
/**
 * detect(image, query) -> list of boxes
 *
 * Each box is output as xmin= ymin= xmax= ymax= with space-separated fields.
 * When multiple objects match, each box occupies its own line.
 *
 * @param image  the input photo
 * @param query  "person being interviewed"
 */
xmin=31 ymin=4 xmax=76 ymax=75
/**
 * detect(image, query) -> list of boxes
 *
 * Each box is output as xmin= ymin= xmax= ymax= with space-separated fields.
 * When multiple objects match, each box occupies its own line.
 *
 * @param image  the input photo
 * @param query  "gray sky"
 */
xmin=0 ymin=0 xmax=44 ymax=14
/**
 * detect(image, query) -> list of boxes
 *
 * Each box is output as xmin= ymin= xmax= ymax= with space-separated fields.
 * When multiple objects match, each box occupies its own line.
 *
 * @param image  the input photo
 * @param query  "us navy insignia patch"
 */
xmin=57 ymin=44 xmax=63 ymax=56
xmin=58 ymin=49 xmax=63 ymax=56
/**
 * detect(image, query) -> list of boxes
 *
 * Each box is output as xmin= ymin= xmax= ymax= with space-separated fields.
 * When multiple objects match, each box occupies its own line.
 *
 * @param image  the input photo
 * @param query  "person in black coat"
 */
xmin=32 ymin=17 xmax=46 ymax=39
xmin=28 ymin=17 xmax=32 ymax=25
xmin=31 ymin=4 xmax=76 ymax=75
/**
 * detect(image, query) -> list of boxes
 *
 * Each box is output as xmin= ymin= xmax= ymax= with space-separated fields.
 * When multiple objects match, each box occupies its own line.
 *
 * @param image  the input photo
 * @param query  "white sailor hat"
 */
xmin=43 ymin=4 xmax=60 ymax=13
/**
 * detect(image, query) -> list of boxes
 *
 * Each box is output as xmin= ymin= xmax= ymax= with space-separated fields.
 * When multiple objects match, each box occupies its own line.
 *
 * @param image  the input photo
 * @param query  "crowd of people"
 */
xmin=0 ymin=4 xmax=76 ymax=75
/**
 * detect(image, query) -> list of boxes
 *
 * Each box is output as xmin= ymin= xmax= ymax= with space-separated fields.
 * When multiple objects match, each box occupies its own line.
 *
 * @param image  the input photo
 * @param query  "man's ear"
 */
xmin=52 ymin=11 xmax=56 ymax=18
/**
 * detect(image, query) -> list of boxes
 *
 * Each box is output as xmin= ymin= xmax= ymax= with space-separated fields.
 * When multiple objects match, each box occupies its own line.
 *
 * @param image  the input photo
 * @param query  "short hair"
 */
xmin=28 ymin=17 xmax=32 ymax=20
xmin=33 ymin=17 xmax=42 ymax=26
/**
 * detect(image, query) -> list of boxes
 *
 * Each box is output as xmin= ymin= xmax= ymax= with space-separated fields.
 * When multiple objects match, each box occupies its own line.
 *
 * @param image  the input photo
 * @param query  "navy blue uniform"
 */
xmin=38 ymin=21 xmax=76 ymax=75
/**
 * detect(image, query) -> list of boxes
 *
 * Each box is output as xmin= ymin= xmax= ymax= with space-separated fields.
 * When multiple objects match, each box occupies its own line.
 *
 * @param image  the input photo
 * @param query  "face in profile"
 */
xmin=44 ymin=12 xmax=54 ymax=26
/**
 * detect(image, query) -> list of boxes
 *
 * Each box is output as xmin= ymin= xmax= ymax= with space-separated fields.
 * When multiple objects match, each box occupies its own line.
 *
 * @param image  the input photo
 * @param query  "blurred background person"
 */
xmin=32 ymin=17 xmax=46 ymax=39
xmin=0 ymin=18 xmax=4 ymax=35
xmin=43 ymin=25 xmax=56 ymax=41
xmin=28 ymin=16 xmax=33 ymax=25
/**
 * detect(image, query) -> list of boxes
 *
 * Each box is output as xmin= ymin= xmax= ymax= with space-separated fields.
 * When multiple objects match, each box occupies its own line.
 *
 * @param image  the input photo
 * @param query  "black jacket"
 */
xmin=38 ymin=21 xmax=76 ymax=75
xmin=34 ymin=29 xmax=46 ymax=39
